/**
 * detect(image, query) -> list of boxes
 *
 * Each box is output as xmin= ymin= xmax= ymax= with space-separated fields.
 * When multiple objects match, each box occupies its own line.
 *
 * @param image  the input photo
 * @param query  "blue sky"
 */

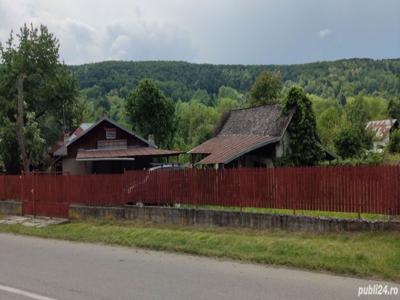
xmin=0 ymin=0 xmax=399 ymax=65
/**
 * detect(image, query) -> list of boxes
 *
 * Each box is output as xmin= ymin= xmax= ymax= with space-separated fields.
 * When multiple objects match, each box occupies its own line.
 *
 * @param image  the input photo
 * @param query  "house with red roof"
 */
xmin=189 ymin=104 xmax=294 ymax=169
xmin=366 ymin=119 xmax=399 ymax=152
xmin=189 ymin=104 xmax=335 ymax=169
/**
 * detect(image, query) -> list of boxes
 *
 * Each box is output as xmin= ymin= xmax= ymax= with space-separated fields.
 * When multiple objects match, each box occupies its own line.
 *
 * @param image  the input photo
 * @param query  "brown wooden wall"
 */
xmin=67 ymin=120 xmax=148 ymax=158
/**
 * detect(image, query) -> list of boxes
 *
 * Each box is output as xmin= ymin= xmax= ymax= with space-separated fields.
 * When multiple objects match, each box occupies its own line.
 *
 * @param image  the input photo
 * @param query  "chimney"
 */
xmin=148 ymin=134 xmax=155 ymax=145
xmin=63 ymin=130 xmax=70 ymax=142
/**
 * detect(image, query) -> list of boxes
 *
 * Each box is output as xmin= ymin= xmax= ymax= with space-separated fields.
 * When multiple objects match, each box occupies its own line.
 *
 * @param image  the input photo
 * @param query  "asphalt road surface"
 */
xmin=0 ymin=233 xmax=398 ymax=300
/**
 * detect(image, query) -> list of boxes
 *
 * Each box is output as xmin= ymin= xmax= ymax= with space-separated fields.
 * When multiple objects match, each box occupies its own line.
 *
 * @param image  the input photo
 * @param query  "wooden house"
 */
xmin=189 ymin=104 xmax=294 ymax=168
xmin=52 ymin=117 xmax=181 ymax=174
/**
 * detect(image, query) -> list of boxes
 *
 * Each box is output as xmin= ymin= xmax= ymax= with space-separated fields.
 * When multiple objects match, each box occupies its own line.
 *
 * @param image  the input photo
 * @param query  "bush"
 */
xmin=321 ymin=151 xmax=384 ymax=166
xmin=334 ymin=127 xmax=363 ymax=159
xmin=388 ymin=129 xmax=400 ymax=153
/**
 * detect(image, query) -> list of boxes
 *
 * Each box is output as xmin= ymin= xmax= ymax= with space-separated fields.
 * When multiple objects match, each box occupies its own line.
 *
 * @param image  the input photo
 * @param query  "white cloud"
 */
xmin=0 ymin=0 xmax=399 ymax=64
xmin=317 ymin=28 xmax=333 ymax=38
xmin=0 ymin=0 xmax=196 ymax=64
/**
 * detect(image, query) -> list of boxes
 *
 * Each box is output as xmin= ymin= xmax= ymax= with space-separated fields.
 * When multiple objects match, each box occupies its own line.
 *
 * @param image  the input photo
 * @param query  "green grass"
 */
xmin=0 ymin=219 xmax=399 ymax=281
xmin=182 ymin=205 xmax=389 ymax=221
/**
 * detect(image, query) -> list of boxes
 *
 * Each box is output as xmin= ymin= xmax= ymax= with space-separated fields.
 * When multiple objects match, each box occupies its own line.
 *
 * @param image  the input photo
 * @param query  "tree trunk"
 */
xmin=16 ymin=74 xmax=30 ymax=173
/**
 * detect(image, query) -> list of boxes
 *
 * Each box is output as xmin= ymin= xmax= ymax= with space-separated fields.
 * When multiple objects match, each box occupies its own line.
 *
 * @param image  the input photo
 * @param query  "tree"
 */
xmin=107 ymin=91 xmax=129 ymax=128
xmin=388 ymin=98 xmax=400 ymax=120
xmin=345 ymin=94 xmax=371 ymax=131
xmin=0 ymin=122 xmax=20 ymax=174
xmin=0 ymin=24 xmax=79 ymax=173
xmin=216 ymin=97 xmax=239 ymax=114
xmin=334 ymin=127 xmax=363 ymax=158
xmin=191 ymin=89 xmax=214 ymax=106
xmin=24 ymin=112 xmax=46 ymax=166
xmin=283 ymin=87 xmax=323 ymax=166
xmin=249 ymin=71 xmax=282 ymax=106
xmin=316 ymin=107 xmax=343 ymax=150
xmin=126 ymin=79 xmax=175 ymax=147
xmin=216 ymin=86 xmax=243 ymax=111
xmin=174 ymin=100 xmax=219 ymax=151
xmin=218 ymin=86 xmax=241 ymax=101
xmin=337 ymin=92 xmax=347 ymax=106
xmin=388 ymin=129 xmax=400 ymax=154
xmin=344 ymin=94 xmax=374 ymax=150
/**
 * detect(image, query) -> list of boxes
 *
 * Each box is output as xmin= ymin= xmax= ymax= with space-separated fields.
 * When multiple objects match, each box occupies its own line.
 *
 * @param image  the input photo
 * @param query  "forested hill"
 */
xmin=70 ymin=58 xmax=400 ymax=101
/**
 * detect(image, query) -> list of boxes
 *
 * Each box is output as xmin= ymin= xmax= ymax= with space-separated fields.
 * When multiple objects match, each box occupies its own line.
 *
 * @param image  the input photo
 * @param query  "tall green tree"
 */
xmin=284 ymin=87 xmax=323 ymax=166
xmin=345 ymin=94 xmax=371 ymax=131
xmin=0 ymin=121 xmax=20 ymax=174
xmin=174 ymin=100 xmax=219 ymax=151
xmin=0 ymin=24 xmax=79 ymax=173
xmin=218 ymin=86 xmax=242 ymax=101
xmin=126 ymin=79 xmax=175 ymax=147
xmin=316 ymin=106 xmax=343 ymax=150
xmin=249 ymin=71 xmax=282 ymax=106
xmin=344 ymin=94 xmax=374 ymax=150
xmin=191 ymin=89 xmax=214 ymax=106
xmin=334 ymin=127 xmax=363 ymax=158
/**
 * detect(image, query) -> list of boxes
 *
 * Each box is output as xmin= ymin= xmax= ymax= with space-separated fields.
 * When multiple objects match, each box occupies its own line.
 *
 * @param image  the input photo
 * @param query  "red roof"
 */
xmin=76 ymin=147 xmax=182 ymax=160
xmin=366 ymin=119 xmax=398 ymax=141
xmin=189 ymin=135 xmax=279 ymax=164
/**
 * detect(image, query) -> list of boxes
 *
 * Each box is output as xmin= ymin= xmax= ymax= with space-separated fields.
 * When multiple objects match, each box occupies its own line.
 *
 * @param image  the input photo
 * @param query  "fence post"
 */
xmin=195 ymin=168 xmax=198 ymax=209
xmin=19 ymin=173 xmax=23 ymax=216
xmin=123 ymin=169 xmax=127 ymax=205
xmin=1 ymin=175 xmax=4 ymax=200
xmin=293 ymin=168 xmax=296 ymax=215
xmin=32 ymin=172 xmax=36 ymax=218
xmin=357 ymin=168 xmax=361 ymax=219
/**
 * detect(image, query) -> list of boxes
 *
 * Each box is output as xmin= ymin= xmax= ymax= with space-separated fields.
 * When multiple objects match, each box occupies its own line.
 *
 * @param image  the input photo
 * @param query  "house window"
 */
xmin=105 ymin=128 xmax=116 ymax=139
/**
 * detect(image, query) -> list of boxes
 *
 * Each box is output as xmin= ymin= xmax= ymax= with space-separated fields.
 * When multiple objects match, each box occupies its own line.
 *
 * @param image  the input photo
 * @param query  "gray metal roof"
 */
xmin=216 ymin=104 xmax=294 ymax=137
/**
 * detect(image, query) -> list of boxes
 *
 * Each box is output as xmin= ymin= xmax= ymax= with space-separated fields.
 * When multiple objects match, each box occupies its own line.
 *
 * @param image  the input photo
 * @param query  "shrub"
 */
xmin=388 ymin=129 xmax=400 ymax=153
xmin=321 ymin=151 xmax=384 ymax=166
xmin=334 ymin=127 xmax=363 ymax=159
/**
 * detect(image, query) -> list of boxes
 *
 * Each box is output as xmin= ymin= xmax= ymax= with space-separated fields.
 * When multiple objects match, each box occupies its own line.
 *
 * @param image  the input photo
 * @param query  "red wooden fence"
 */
xmin=0 ymin=165 xmax=399 ymax=216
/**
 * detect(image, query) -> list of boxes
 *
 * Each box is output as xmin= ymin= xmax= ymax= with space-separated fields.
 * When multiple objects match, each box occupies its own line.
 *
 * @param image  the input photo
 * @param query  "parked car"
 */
xmin=126 ymin=164 xmax=185 ymax=206
xmin=147 ymin=163 xmax=184 ymax=172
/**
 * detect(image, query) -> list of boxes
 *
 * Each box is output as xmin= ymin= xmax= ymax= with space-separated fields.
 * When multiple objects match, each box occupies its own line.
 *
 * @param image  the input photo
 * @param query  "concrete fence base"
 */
xmin=0 ymin=200 xmax=21 ymax=216
xmin=69 ymin=204 xmax=400 ymax=233
xmin=1 ymin=200 xmax=399 ymax=232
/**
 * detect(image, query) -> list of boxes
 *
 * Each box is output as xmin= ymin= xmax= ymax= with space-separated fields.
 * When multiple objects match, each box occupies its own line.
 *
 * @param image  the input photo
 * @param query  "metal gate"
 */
xmin=21 ymin=172 xmax=69 ymax=218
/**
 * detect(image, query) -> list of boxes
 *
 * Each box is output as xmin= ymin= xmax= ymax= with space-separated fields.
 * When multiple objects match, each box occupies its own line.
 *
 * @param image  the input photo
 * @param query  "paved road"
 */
xmin=0 ymin=233 xmax=398 ymax=300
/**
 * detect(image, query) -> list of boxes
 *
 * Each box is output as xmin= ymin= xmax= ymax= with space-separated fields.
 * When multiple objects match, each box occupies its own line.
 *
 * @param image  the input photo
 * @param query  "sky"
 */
xmin=0 ymin=0 xmax=399 ymax=65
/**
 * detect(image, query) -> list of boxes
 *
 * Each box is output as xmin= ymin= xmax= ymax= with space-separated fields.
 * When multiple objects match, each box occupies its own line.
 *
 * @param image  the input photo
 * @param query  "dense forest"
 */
xmin=71 ymin=59 xmax=400 ymax=102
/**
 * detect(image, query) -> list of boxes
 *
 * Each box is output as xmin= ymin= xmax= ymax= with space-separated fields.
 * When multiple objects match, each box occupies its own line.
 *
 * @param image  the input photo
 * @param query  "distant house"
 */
xmin=52 ymin=117 xmax=181 ymax=175
xmin=366 ymin=119 xmax=399 ymax=152
xmin=188 ymin=104 xmax=294 ymax=169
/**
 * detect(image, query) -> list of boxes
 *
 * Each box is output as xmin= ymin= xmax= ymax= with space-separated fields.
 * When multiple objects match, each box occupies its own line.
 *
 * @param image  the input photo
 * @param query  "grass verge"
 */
xmin=182 ymin=205 xmax=389 ymax=221
xmin=0 ymin=219 xmax=399 ymax=282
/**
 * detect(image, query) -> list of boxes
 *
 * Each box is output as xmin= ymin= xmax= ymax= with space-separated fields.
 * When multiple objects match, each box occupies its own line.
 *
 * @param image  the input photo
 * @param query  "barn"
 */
xmin=189 ymin=104 xmax=294 ymax=168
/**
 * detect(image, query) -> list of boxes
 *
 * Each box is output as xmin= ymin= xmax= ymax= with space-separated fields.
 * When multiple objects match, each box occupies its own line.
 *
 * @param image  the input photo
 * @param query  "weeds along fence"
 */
xmin=0 ymin=165 xmax=400 ymax=215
